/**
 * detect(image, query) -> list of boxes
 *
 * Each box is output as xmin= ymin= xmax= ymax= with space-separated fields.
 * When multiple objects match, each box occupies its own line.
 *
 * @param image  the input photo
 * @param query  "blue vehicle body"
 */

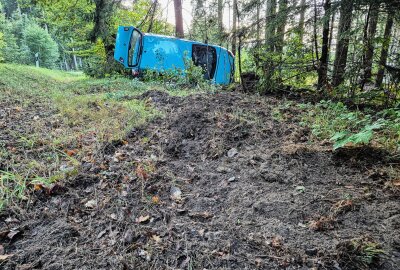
xmin=114 ymin=26 xmax=235 ymax=85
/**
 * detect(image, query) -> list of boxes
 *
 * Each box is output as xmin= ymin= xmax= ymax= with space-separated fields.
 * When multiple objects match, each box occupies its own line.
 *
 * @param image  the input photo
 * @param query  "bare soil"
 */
xmin=1 ymin=90 xmax=399 ymax=270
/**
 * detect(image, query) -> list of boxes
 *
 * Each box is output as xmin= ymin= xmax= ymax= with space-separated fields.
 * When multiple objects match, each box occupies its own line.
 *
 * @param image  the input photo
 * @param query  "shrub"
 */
xmin=22 ymin=23 xmax=59 ymax=68
xmin=82 ymin=39 xmax=108 ymax=78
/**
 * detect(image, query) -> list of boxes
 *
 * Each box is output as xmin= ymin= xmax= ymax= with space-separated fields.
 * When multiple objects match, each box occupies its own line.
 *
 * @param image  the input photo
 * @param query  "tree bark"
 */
xmin=317 ymin=0 xmax=331 ymax=90
xmin=265 ymin=0 xmax=277 ymax=50
xmin=232 ymin=0 xmax=237 ymax=55
xmin=147 ymin=0 xmax=158 ymax=33
xmin=362 ymin=3 xmax=379 ymax=84
xmin=298 ymin=0 xmax=306 ymax=43
xmin=218 ymin=0 xmax=224 ymax=34
xmin=376 ymin=11 xmax=394 ymax=87
xmin=256 ymin=1 xmax=261 ymax=42
xmin=173 ymin=0 xmax=184 ymax=38
xmin=332 ymin=0 xmax=354 ymax=87
xmin=275 ymin=0 xmax=288 ymax=54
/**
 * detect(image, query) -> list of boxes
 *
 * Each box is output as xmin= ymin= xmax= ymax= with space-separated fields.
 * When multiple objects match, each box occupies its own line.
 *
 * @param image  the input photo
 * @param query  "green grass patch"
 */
xmin=0 ymin=64 xmax=185 ymax=211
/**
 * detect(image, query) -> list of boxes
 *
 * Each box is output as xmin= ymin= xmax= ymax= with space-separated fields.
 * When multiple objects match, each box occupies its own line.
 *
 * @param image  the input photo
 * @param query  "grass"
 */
xmin=0 ymin=63 xmax=187 ymax=211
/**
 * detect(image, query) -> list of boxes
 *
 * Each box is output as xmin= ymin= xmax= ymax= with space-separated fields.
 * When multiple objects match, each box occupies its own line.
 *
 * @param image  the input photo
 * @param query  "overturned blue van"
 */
xmin=114 ymin=26 xmax=235 ymax=85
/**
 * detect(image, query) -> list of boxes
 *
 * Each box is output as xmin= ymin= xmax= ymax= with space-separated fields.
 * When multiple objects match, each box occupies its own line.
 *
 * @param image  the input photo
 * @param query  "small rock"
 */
xmin=0 ymin=244 xmax=4 ymax=255
xmin=60 ymin=164 xmax=74 ymax=172
xmin=170 ymin=186 xmax=182 ymax=201
xmin=33 ymin=115 xmax=40 ymax=121
xmin=227 ymin=148 xmax=238 ymax=158
xmin=123 ymin=229 xmax=133 ymax=244
xmin=216 ymin=166 xmax=232 ymax=173
xmin=84 ymin=199 xmax=97 ymax=208
xmin=228 ymin=177 xmax=236 ymax=182
xmin=305 ymin=248 xmax=318 ymax=256
xmin=138 ymin=249 xmax=151 ymax=261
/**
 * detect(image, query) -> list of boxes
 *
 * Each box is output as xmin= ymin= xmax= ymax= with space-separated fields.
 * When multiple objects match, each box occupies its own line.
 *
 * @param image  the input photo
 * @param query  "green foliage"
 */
xmin=0 ymin=31 xmax=5 ymax=61
xmin=22 ymin=23 xmax=59 ymax=68
xmin=331 ymin=120 xmax=385 ymax=150
xmin=299 ymin=100 xmax=400 ymax=153
xmin=81 ymin=39 xmax=108 ymax=78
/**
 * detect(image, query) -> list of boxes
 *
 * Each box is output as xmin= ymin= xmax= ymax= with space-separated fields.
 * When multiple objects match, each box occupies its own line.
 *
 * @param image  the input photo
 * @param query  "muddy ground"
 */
xmin=1 ymin=90 xmax=399 ymax=270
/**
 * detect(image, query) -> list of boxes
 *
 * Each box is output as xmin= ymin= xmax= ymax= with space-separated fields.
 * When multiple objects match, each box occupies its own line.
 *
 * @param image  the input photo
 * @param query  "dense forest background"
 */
xmin=0 ymin=0 xmax=400 ymax=106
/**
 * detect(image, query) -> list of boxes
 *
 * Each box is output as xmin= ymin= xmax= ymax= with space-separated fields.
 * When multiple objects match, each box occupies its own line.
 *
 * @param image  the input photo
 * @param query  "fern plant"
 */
xmin=330 ymin=120 xmax=386 ymax=150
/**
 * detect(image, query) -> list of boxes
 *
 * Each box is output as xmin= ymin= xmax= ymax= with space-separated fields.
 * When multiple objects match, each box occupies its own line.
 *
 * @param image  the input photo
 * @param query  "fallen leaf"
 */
xmin=7 ymin=229 xmax=21 ymax=240
xmin=65 ymin=149 xmax=78 ymax=157
xmin=198 ymin=229 xmax=205 ymax=237
xmin=33 ymin=184 xmax=43 ymax=191
xmin=151 ymin=195 xmax=160 ymax=204
xmin=135 ymin=165 xmax=148 ymax=180
xmin=5 ymin=217 xmax=19 ymax=224
xmin=84 ymin=199 xmax=97 ymax=208
xmin=392 ymin=180 xmax=400 ymax=187
xmin=271 ymin=236 xmax=283 ymax=248
xmin=151 ymin=234 xmax=161 ymax=243
xmin=0 ymin=254 xmax=14 ymax=261
xmin=309 ymin=216 xmax=335 ymax=231
xmin=136 ymin=215 xmax=150 ymax=223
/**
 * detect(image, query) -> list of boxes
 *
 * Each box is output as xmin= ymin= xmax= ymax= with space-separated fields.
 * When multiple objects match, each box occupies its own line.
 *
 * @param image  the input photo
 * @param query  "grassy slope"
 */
xmin=0 ymin=64 xmax=164 ymax=210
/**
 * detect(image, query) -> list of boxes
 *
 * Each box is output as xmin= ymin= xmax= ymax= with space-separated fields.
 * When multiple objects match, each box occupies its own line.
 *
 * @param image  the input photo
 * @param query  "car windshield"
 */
xmin=128 ymin=30 xmax=141 ymax=66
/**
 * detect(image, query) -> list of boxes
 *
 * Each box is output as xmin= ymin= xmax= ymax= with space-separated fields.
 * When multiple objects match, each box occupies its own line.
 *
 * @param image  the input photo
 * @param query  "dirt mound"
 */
xmin=1 ymin=91 xmax=399 ymax=270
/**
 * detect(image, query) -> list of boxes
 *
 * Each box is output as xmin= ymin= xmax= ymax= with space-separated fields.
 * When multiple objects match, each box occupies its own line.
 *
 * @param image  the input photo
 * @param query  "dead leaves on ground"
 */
xmin=309 ymin=216 xmax=335 ymax=231
xmin=136 ymin=215 xmax=150 ymax=224
xmin=0 ymin=254 xmax=14 ymax=262
xmin=32 ymin=183 xmax=67 ymax=196
xmin=331 ymin=199 xmax=354 ymax=215
xmin=188 ymin=211 xmax=213 ymax=221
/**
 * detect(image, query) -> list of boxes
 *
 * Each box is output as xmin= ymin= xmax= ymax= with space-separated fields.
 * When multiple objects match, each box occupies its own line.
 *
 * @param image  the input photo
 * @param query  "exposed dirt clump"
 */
xmin=1 ymin=90 xmax=399 ymax=269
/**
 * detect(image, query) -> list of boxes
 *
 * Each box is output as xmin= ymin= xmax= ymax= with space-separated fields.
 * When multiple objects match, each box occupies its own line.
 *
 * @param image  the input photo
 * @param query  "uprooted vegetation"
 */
xmin=1 ymin=65 xmax=400 ymax=269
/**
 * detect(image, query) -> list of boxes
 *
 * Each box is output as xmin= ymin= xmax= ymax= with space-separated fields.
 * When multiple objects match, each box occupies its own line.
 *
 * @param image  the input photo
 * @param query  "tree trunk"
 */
xmin=362 ymin=3 xmax=379 ymax=84
xmin=317 ymin=0 xmax=331 ymax=90
xmin=328 ymin=9 xmax=335 ymax=55
xmin=72 ymin=48 xmax=78 ymax=71
xmin=173 ymin=0 xmax=184 ymax=38
xmin=376 ymin=11 xmax=394 ymax=87
xmin=218 ymin=0 xmax=223 ymax=34
xmin=298 ymin=0 xmax=306 ymax=43
xmin=232 ymin=0 xmax=237 ymax=55
xmin=256 ymin=1 xmax=261 ymax=42
xmin=332 ymin=0 xmax=354 ymax=87
xmin=275 ymin=0 xmax=288 ymax=54
xmin=265 ymin=0 xmax=277 ymax=50
xmin=147 ymin=0 xmax=158 ymax=32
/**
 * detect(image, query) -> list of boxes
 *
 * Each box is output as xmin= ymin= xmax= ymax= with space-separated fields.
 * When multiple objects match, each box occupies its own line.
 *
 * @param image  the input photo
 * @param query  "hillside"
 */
xmin=0 ymin=64 xmax=399 ymax=269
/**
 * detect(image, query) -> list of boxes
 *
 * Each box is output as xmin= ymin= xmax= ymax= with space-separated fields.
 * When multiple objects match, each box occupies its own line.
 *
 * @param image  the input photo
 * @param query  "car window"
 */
xmin=128 ymin=30 xmax=141 ymax=66
xmin=192 ymin=44 xmax=217 ymax=79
